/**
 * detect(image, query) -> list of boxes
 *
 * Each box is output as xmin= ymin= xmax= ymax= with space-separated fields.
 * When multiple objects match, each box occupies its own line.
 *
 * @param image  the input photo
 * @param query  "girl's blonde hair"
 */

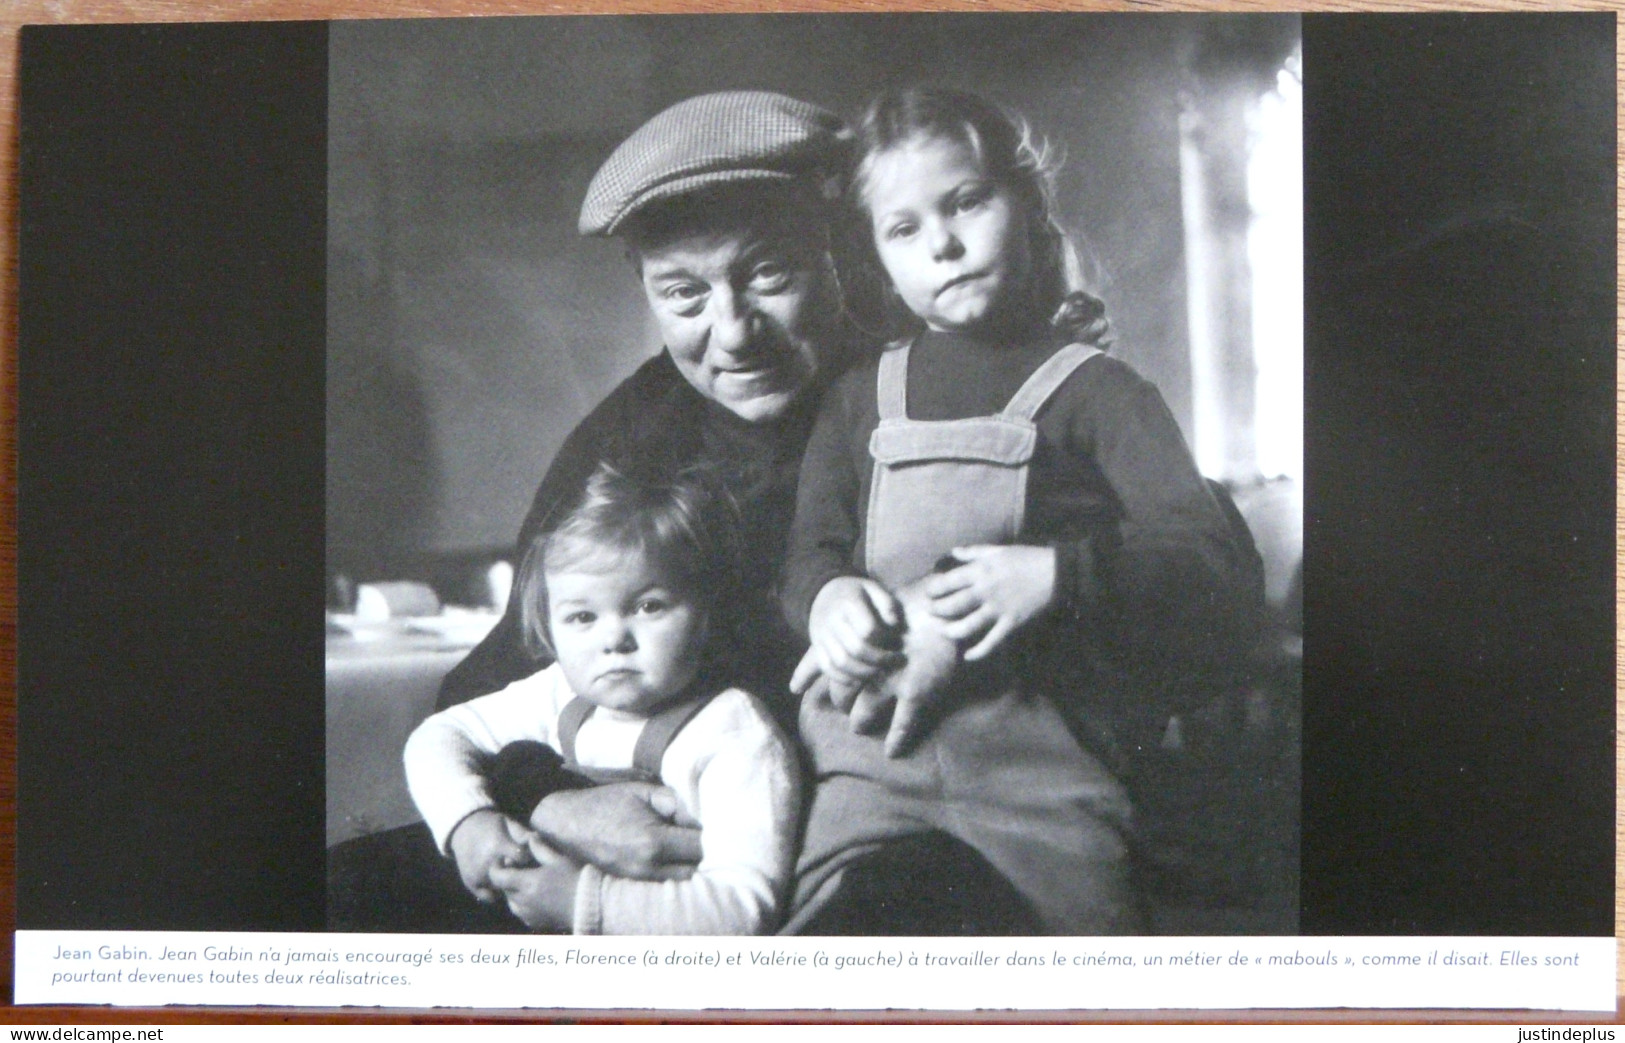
xmin=516 ymin=462 xmax=743 ymax=666
xmin=843 ymin=86 xmax=1112 ymax=347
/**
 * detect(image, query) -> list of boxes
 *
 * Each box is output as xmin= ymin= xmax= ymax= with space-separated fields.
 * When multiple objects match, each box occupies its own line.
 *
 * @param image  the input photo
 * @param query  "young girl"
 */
xmin=781 ymin=87 xmax=1258 ymax=934
xmin=405 ymin=463 xmax=802 ymax=935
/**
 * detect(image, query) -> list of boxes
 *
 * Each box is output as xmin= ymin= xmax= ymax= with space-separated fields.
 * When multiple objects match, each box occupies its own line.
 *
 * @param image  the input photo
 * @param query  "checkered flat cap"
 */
xmin=579 ymin=91 xmax=850 ymax=237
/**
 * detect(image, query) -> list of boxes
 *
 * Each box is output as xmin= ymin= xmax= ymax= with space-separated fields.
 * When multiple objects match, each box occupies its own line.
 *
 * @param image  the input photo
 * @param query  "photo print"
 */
xmin=15 ymin=11 xmax=1614 ymax=1011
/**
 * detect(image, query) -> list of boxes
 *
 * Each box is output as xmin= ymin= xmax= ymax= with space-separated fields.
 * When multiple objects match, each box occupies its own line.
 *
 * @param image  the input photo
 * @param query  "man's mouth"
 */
xmin=716 ymin=356 xmax=785 ymax=381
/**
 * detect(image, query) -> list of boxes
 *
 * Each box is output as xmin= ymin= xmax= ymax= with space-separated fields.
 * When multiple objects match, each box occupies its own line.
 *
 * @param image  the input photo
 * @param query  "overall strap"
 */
xmin=875 ymin=342 xmax=912 ymax=421
xmin=555 ymin=695 xmax=595 ymax=767
xmin=631 ymin=692 xmax=720 ymax=779
xmin=1001 ymin=343 xmax=1103 ymax=422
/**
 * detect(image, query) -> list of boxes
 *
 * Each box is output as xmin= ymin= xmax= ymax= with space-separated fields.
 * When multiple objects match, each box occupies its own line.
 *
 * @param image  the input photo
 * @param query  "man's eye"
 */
xmin=663 ymin=283 xmax=706 ymax=302
xmin=749 ymin=264 xmax=791 ymax=292
xmin=634 ymin=598 xmax=668 ymax=615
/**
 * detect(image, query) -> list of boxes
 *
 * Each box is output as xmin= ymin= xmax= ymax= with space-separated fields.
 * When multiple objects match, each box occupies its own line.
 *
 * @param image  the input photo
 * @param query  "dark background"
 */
xmin=16 ymin=13 xmax=1615 ymax=936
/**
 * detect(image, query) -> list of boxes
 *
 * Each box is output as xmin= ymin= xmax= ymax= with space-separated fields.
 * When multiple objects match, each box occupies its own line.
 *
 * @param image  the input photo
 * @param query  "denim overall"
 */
xmin=788 ymin=341 xmax=1140 ymax=935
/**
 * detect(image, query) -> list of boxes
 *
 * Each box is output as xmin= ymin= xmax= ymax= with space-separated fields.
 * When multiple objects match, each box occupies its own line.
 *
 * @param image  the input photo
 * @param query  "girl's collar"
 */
xmin=916 ymin=320 xmax=1060 ymax=356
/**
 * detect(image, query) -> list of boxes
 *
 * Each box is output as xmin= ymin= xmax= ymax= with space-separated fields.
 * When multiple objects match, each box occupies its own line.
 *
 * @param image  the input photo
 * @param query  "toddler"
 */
xmin=782 ymin=87 xmax=1257 ymax=934
xmin=406 ymin=463 xmax=801 ymax=935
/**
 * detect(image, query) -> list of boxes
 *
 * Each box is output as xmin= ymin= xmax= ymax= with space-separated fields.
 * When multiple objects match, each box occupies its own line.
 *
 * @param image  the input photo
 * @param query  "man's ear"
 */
xmin=818 ymin=250 xmax=853 ymax=330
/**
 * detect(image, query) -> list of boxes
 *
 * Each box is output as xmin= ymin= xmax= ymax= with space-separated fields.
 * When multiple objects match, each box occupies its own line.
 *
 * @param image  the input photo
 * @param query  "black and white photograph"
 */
xmin=321 ymin=13 xmax=1304 ymax=938
xmin=13 ymin=6 xmax=1615 ymax=1012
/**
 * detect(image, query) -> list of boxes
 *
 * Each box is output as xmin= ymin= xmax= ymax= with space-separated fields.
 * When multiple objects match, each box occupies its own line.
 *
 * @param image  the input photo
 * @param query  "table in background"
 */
xmin=325 ymin=613 xmax=496 ymax=847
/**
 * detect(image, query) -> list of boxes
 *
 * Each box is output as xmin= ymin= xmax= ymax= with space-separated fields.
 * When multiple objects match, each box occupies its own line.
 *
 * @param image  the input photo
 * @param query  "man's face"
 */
xmin=633 ymin=214 xmax=837 ymax=423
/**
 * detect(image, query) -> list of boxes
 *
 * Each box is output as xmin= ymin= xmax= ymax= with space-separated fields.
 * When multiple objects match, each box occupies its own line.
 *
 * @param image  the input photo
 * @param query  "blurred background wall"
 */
xmin=326 ymin=13 xmax=1300 ymax=593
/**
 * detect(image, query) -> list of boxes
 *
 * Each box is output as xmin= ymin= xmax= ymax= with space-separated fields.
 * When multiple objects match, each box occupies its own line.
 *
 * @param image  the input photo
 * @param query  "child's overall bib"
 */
xmin=555 ymin=692 xmax=716 ymax=785
xmin=788 ymin=341 xmax=1140 ymax=936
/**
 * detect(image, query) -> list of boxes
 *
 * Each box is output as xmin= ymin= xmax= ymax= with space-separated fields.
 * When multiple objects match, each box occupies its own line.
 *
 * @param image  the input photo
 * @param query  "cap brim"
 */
xmin=583 ymin=168 xmax=797 ymax=237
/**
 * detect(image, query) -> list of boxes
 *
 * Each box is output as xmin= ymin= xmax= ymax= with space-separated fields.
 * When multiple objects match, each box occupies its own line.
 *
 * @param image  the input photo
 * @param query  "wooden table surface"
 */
xmin=0 ymin=0 xmax=1618 ymax=1026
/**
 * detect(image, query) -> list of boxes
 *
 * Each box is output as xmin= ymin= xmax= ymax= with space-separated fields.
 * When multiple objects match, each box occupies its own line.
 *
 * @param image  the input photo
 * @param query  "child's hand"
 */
xmin=500 ymin=816 xmax=546 ymax=867
xmin=447 ymin=808 xmax=530 ymax=904
xmin=924 ymin=544 xmax=1057 ymax=661
xmin=798 ymin=576 xmax=905 ymax=696
xmin=790 ymin=652 xmax=870 ymax=715
xmin=488 ymin=840 xmax=581 ymax=932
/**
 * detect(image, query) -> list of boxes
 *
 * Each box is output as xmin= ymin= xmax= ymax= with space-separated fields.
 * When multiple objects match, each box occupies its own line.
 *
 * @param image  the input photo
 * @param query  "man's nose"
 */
xmin=708 ymin=289 xmax=759 ymax=357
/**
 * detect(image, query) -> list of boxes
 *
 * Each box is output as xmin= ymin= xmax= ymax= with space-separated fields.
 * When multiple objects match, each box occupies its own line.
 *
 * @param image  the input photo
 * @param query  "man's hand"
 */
xmin=924 ymin=544 xmax=1057 ymax=660
xmin=876 ymin=576 xmax=966 ymax=758
xmin=488 ymin=842 xmax=580 ymax=933
xmin=801 ymin=576 xmax=967 ymax=759
xmin=447 ymin=808 xmax=530 ymax=904
xmin=796 ymin=576 xmax=904 ymax=698
xmin=528 ymin=782 xmax=702 ymax=881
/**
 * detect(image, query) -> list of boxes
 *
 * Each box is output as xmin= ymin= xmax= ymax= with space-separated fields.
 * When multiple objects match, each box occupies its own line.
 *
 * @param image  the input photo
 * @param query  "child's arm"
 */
xmin=781 ymin=365 xmax=904 ymax=693
xmin=924 ymin=356 xmax=1256 ymax=671
xmin=487 ymin=827 xmax=581 ymax=931
xmin=1080 ymin=375 xmax=1264 ymax=715
xmin=972 ymin=357 xmax=1259 ymax=691
xmin=1070 ymin=361 xmax=1258 ymax=648
xmin=403 ymin=666 xmax=568 ymax=896
xmin=568 ymin=692 xmax=802 ymax=935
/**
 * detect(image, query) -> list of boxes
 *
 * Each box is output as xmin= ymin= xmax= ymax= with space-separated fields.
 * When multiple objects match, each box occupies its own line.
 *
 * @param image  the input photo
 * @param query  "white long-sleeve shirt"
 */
xmin=403 ymin=664 xmax=801 ymax=935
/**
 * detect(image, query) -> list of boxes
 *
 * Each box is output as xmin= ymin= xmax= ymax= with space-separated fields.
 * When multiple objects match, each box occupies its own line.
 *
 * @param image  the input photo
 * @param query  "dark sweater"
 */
xmin=438 ymin=350 xmax=819 ymax=719
xmin=781 ymin=328 xmax=1260 ymax=726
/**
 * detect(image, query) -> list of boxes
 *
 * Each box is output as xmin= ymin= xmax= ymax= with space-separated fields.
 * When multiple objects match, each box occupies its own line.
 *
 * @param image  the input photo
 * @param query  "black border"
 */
xmin=1298 ymin=13 xmax=1615 ymax=936
xmin=14 ymin=12 xmax=1617 ymax=937
xmin=17 ymin=20 xmax=329 ymax=930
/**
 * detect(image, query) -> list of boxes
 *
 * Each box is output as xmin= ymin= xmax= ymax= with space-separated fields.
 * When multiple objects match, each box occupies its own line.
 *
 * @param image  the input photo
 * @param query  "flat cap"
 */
xmin=579 ymin=91 xmax=850 ymax=237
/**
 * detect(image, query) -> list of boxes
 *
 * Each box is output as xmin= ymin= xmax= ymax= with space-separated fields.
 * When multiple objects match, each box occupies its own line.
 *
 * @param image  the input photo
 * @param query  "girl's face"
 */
xmin=545 ymin=546 xmax=706 ymax=716
xmin=863 ymin=134 xmax=1031 ymax=335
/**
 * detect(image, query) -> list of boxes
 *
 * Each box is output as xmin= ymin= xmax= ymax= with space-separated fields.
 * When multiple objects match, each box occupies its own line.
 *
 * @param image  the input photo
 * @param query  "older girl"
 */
xmin=781 ymin=87 xmax=1258 ymax=934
